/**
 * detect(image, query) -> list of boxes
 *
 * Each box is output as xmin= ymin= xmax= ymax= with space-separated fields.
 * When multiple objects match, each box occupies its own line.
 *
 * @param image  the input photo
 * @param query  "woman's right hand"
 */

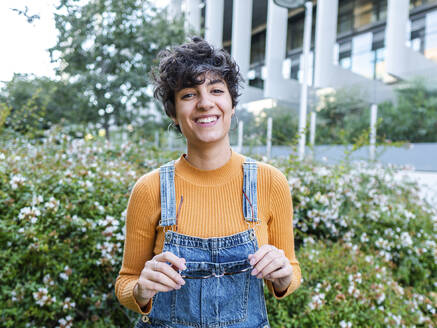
xmin=134 ymin=251 xmax=186 ymax=307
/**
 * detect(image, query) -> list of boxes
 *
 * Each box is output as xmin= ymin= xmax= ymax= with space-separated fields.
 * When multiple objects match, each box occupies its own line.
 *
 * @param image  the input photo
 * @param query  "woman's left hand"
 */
xmin=248 ymin=244 xmax=293 ymax=293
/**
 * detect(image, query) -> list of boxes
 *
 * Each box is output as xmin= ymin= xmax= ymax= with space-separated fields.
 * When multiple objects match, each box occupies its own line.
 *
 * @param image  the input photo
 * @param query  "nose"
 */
xmin=196 ymin=92 xmax=214 ymax=111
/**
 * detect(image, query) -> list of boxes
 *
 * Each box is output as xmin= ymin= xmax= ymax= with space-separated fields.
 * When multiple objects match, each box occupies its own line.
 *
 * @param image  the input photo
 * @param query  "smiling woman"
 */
xmin=115 ymin=37 xmax=301 ymax=328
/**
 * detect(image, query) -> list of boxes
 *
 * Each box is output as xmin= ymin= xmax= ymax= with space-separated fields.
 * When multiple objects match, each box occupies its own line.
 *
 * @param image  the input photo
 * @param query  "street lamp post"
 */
xmin=273 ymin=0 xmax=311 ymax=161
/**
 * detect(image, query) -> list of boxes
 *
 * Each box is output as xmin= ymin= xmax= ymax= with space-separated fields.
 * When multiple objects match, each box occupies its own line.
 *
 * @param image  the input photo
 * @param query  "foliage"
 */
xmin=266 ymin=240 xmax=436 ymax=328
xmin=1 ymin=127 xmax=435 ymax=327
xmin=277 ymin=158 xmax=436 ymax=291
xmin=315 ymin=81 xmax=437 ymax=144
xmin=315 ymin=88 xmax=370 ymax=145
xmin=378 ymin=79 xmax=437 ymax=143
xmin=0 ymin=74 xmax=92 ymax=129
xmin=50 ymin=0 xmax=186 ymax=133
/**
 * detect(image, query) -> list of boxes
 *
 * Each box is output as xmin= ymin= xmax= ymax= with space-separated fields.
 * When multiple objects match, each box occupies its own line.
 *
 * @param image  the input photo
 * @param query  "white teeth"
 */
xmin=196 ymin=116 xmax=217 ymax=123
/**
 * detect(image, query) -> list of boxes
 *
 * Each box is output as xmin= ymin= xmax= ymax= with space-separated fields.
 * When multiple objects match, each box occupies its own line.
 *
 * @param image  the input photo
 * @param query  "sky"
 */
xmin=0 ymin=0 xmax=170 ymax=84
xmin=0 ymin=0 xmax=58 ymax=83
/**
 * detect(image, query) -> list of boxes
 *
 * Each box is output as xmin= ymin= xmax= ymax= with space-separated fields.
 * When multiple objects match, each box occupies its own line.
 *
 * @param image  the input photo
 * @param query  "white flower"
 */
xmin=10 ymin=174 xmax=26 ymax=190
xmin=0 ymin=153 xmax=5 ymax=160
xmin=60 ymin=273 xmax=69 ymax=280
xmin=400 ymin=232 xmax=413 ymax=247
xmin=339 ymin=320 xmax=352 ymax=328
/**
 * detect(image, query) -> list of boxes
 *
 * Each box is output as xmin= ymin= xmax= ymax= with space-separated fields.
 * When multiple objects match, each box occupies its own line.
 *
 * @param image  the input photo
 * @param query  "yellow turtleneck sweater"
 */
xmin=115 ymin=151 xmax=301 ymax=314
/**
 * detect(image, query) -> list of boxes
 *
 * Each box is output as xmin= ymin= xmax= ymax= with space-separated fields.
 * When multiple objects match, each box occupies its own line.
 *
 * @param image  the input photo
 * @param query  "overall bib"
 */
xmin=136 ymin=158 xmax=270 ymax=328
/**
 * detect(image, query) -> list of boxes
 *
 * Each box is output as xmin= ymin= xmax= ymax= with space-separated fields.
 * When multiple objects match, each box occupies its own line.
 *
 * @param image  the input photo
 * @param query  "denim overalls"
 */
xmin=136 ymin=158 xmax=270 ymax=328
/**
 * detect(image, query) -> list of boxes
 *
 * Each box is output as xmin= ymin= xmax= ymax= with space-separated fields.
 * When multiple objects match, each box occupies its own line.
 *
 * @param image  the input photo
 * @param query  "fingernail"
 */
xmin=257 ymin=273 xmax=262 ymax=279
xmin=176 ymin=285 xmax=181 ymax=289
xmin=250 ymin=259 xmax=255 ymax=265
xmin=180 ymin=280 xmax=185 ymax=285
xmin=251 ymin=269 xmax=258 ymax=275
xmin=182 ymin=265 xmax=187 ymax=270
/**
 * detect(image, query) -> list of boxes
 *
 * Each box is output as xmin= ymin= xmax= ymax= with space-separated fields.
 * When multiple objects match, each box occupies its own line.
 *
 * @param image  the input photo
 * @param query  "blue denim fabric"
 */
xmin=159 ymin=161 xmax=177 ymax=227
xmin=137 ymin=157 xmax=269 ymax=328
xmin=242 ymin=158 xmax=258 ymax=222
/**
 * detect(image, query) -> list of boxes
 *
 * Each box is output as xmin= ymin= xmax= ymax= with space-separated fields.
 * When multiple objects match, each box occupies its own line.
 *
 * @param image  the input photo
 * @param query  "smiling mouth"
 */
xmin=194 ymin=116 xmax=219 ymax=125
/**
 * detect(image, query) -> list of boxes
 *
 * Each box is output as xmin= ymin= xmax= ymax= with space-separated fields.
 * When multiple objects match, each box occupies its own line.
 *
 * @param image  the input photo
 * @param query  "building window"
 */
xmin=338 ymin=0 xmax=388 ymax=34
xmin=372 ymin=29 xmax=385 ymax=80
xmin=411 ymin=0 xmax=437 ymax=9
xmin=338 ymin=0 xmax=354 ymax=34
xmin=411 ymin=16 xmax=426 ymax=54
xmin=354 ymin=0 xmax=374 ymax=29
xmin=287 ymin=15 xmax=304 ymax=51
xmin=250 ymin=30 xmax=266 ymax=65
xmin=338 ymin=40 xmax=352 ymax=69
xmin=424 ymin=9 xmax=437 ymax=61
xmin=289 ymin=54 xmax=301 ymax=80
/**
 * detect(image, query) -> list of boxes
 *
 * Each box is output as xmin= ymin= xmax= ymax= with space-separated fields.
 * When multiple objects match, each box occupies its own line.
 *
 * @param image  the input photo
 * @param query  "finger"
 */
xmin=139 ymin=277 xmax=177 ymax=293
xmin=155 ymin=251 xmax=187 ymax=271
xmin=248 ymin=245 xmax=277 ymax=267
xmin=256 ymin=255 xmax=288 ymax=279
xmin=145 ymin=266 xmax=183 ymax=290
xmin=264 ymin=265 xmax=292 ymax=280
xmin=153 ymin=261 xmax=185 ymax=286
xmin=252 ymin=251 xmax=284 ymax=278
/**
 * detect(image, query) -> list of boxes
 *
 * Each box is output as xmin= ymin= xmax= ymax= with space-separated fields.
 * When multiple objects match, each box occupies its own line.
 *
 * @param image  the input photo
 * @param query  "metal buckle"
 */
xmin=141 ymin=315 xmax=149 ymax=323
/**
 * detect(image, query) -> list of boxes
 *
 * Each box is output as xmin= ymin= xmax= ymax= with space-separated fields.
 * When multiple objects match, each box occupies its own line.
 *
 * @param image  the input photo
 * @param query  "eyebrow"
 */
xmin=207 ymin=79 xmax=225 ymax=86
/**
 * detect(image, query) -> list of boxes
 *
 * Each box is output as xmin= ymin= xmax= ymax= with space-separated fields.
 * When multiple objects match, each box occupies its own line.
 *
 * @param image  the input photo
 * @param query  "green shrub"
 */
xmin=276 ymin=158 xmax=437 ymax=291
xmin=1 ymin=127 xmax=435 ymax=327
xmin=266 ymin=240 xmax=436 ymax=328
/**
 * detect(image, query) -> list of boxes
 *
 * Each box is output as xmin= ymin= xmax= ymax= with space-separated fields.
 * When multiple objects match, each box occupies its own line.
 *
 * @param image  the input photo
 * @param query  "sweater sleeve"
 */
xmin=115 ymin=174 xmax=158 ymax=315
xmin=265 ymin=168 xmax=301 ymax=299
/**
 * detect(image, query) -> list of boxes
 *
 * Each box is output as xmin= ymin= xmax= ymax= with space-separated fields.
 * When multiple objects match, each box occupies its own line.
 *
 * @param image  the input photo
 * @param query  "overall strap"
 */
xmin=159 ymin=160 xmax=177 ymax=227
xmin=242 ymin=157 xmax=258 ymax=222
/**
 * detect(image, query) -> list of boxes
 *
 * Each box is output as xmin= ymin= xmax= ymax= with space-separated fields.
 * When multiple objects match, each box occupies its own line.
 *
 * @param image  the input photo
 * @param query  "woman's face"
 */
xmin=173 ymin=72 xmax=234 ymax=148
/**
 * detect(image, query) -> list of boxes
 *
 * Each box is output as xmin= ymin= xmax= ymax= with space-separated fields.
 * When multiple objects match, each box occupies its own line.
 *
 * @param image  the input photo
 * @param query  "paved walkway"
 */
xmin=236 ymin=143 xmax=437 ymax=171
xmin=396 ymin=171 xmax=437 ymax=208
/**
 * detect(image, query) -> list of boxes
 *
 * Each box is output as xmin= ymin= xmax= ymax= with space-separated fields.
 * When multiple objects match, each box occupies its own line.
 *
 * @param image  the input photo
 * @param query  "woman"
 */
xmin=115 ymin=37 xmax=301 ymax=328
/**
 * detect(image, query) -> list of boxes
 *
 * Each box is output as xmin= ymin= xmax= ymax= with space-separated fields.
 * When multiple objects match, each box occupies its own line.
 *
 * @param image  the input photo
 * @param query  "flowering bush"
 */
xmin=266 ymin=240 xmax=436 ymax=327
xmin=1 ymin=127 xmax=435 ymax=327
xmin=278 ymin=159 xmax=436 ymax=291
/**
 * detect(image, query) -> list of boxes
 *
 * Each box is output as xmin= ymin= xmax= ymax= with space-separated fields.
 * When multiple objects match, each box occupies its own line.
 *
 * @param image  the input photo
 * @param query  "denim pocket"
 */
xmin=170 ymin=260 xmax=251 ymax=327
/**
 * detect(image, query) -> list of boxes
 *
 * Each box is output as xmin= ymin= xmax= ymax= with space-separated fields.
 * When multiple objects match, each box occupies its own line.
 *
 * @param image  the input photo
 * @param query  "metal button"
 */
xmin=165 ymin=232 xmax=172 ymax=242
xmin=250 ymin=231 xmax=256 ymax=240
xmin=141 ymin=315 xmax=149 ymax=323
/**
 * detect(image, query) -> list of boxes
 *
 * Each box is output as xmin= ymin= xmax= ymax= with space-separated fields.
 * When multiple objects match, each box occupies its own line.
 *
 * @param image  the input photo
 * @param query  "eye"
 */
xmin=181 ymin=93 xmax=195 ymax=99
xmin=212 ymin=89 xmax=224 ymax=94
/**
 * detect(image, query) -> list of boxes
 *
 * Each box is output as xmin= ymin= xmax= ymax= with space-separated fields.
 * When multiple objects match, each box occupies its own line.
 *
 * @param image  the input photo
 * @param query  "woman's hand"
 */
xmin=134 ymin=251 xmax=186 ymax=307
xmin=248 ymin=245 xmax=293 ymax=294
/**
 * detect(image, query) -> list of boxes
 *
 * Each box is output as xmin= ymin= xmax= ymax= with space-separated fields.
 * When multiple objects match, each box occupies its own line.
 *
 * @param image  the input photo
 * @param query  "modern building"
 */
xmin=169 ymin=0 xmax=437 ymax=108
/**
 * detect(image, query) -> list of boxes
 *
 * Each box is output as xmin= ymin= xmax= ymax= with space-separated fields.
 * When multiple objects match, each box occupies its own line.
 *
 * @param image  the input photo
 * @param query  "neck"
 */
xmin=185 ymin=137 xmax=232 ymax=170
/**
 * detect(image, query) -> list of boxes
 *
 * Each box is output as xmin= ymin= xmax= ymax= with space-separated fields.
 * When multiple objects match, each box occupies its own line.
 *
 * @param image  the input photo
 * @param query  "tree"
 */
xmin=0 ymin=74 xmax=92 ymax=130
xmin=378 ymin=80 xmax=437 ymax=142
xmin=50 ymin=0 xmax=186 ymax=134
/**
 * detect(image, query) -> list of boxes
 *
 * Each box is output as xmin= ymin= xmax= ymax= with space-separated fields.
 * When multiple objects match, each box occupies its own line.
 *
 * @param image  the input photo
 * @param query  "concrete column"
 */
xmin=314 ymin=0 xmax=339 ymax=87
xmin=231 ymin=0 xmax=253 ymax=80
xmin=264 ymin=0 xmax=288 ymax=95
xmin=169 ymin=0 xmax=182 ymax=20
xmin=186 ymin=0 xmax=201 ymax=34
xmin=386 ymin=0 xmax=409 ymax=75
xmin=369 ymin=104 xmax=378 ymax=161
xmin=205 ymin=0 xmax=224 ymax=48
xmin=266 ymin=117 xmax=272 ymax=159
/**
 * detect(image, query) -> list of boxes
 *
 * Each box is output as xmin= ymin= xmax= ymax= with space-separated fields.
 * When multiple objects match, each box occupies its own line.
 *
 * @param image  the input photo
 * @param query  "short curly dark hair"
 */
xmin=152 ymin=36 xmax=243 ymax=119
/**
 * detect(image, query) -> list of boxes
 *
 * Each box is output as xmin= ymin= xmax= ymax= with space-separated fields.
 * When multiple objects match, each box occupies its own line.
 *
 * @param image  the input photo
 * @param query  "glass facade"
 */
xmin=242 ymin=0 xmax=437 ymax=89
xmin=425 ymin=9 xmax=437 ymax=61
xmin=337 ymin=0 xmax=387 ymax=35
xmin=411 ymin=0 xmax=437 ymax=9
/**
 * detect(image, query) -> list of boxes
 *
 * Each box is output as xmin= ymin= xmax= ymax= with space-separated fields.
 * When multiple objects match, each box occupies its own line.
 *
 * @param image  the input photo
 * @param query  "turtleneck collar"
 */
xmin=174 ymin=150 xmax=245 ymax=186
